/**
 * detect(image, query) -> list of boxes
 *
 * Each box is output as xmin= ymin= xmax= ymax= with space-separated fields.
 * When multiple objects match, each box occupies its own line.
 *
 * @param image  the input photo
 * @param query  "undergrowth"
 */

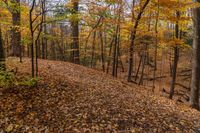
xmin=0 ymin=69 xmax=40 ymax=88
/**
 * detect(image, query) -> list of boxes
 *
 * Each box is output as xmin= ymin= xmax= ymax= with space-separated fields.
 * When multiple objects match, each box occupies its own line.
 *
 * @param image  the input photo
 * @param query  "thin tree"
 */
xmin=112 ymin=1 xmax=121 ymax=77
xmin=29 ymin=0 xmax=45 ymax=77
xmin=169 ymin=11 xmax=180 ymax=99
xmin=91 ymin=31 xmax=96 ymax=68
xmin=128 ymin=0 xmax=150 ymax=82
xmin=99 ymin=31 xmax=105 ymax=72
xmin=152 ymin=0 xmax=160 ymax=91
xmin=42 ymin=0 xmax=47 ymax=59
xmin=71 ymin=0 xmax=80 ymax=64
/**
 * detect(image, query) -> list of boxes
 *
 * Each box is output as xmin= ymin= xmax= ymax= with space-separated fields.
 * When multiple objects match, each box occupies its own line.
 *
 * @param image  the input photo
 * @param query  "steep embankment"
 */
xmin=0 ymin=57 xmax=200 ymax=132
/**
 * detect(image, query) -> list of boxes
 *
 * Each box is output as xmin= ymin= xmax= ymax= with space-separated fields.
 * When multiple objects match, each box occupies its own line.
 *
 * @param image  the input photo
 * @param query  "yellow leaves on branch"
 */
xmin=167 ymin=38 xmax=191 ymax=49
xmin=65 ymin=0 xmax=80 ymax=9
xmin=157 ymin=0 xmax=200 ymax=13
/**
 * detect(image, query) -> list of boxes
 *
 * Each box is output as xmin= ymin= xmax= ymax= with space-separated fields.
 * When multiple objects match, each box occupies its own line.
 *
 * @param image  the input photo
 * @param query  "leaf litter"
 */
xmin=0 ymin=57 xmax=200 ymax=132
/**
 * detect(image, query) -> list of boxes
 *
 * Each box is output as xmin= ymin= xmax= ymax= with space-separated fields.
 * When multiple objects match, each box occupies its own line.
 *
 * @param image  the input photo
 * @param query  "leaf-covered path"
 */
xmin=1 ymin=58 xmax=200 ymax=132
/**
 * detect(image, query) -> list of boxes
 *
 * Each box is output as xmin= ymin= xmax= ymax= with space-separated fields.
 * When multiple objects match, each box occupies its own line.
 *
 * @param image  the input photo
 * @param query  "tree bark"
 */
xmin=42 ymin=10 xmax=47 ymax=59
xmin=128 ymin=0 xmax=150 ymax=82
xmin=169 ymin=11 xmax=180 ymax=99
xmin=91 ymin=31 xmax=96 ymax=68
xmin=139 ymin=44 xmax=147 ymax=85
xmin=190 ymin=0 xmax=200 ymax=110
xmin=106 ymin=37 xmax=114 ymax=73
xmin=99 ymin=31 xmax=105 ymax=72
xmin=10 ymin=0 xmax=21 ymax=57
xmin=71 ymin=0 xmax=80 ymax=64
xmin=153 ymin=2 xmax=159 ymax=91
xmin=0 ymin=24 xmax=5 ymax=70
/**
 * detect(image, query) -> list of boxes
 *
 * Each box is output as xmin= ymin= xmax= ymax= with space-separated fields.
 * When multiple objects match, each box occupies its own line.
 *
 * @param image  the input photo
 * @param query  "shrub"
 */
xmin=17 ymin=77 xmax=40 ymax=87
xmin=0 ymin=69 xmax=15 ymax=88
xmin=0 ymin=68 xmax=40 ymax=88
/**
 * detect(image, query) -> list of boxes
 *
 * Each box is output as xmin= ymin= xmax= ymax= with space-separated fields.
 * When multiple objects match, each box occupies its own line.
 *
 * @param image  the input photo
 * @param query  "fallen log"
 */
xmin=143 ymin=76 xmax=166 ymax=81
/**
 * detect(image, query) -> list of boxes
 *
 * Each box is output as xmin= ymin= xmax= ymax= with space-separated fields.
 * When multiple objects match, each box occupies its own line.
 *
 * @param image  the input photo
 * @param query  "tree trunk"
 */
xmin=153 ymin=2 xmax=159 ymax=91
xmin=112 ymin=24 xmax=120 ymax=77
xmin=0 ymin=24 xmax=5 ymax=70
xmin=169 ymin=11 xmax=180 ymax=99
xmin=99 ymin=32 xmax=105 ymax=72
xmin=128 ymin=0 xmax=136 ymax=82
xmin=190 ymin=0 xmax=200 ymax=110
xmin=91 ymin=31 xmax=96 ymax=68
xmin=112 ymin=3 xmax=121 ymax=77
xmin=135 ymin=54 xmax=142 ymax=81
xmin=106 ymin=37 xmax=114 ymax=74
xmin=128 ymin=0 xmax=150 ymax=82
xmin=42 ymin=15 xmax=47 ymax=59
xmin=71 ymin=0 xmax=80 ymax=64
xmin=139 ymin=44 xmax=147 ymax=85
xmin=37 ymin=38 xmax=41 ymax=58
xmin=35 ymin=39 xmax=38 ymax=77
xmin=42 ymin=31 xmax=47 ymax=59
xmin=10 ymin=0 xmax=21 ymax=57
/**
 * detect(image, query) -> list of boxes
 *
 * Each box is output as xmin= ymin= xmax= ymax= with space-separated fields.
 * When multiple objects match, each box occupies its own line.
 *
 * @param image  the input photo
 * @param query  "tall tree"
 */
xmin=112 ymin=1 xmax=121 ymax=77
xmin=42 ymin=0 xmax=47 ymax=59
xmin=127 ymin=0 xmax=150 ymax=82
xmin=29 ymin=0 xmax=45 ymax=77
xmin=169 ymin=11 xmax=180 ymax=99
xmin=71 ymin=0 xmax=80 ymax=64
xmin=190 ymin=0 xmax=200 ymax=110
xmin=152 ymin=0 xmax=160 ymax=91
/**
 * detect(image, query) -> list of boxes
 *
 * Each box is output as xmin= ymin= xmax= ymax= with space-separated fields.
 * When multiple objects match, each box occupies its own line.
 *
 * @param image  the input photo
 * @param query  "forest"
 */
xmin=1 ymin=0 xmax=200 ymax=132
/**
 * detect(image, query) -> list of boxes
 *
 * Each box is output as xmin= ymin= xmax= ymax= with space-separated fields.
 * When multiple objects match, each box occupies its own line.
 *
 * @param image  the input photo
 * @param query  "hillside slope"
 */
xmin=1 ymin=57 xmax=200 ymax=132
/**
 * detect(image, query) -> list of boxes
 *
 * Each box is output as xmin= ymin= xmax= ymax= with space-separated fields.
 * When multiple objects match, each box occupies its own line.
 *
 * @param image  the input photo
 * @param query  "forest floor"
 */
xmin=1 ymin=57 xmax=200 ymax=132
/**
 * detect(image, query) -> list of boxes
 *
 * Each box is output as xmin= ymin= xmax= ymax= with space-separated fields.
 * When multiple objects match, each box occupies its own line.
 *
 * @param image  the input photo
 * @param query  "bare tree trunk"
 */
xmin=139 ymin=44 xmax=147 ymax=85
xmin=190 ymin=0 xmax=200 ymax=110
xmin=35 ymin=40 xmax=38 ymax=77
xmin=99 ymin=31 xmax=105 ymax=72
xmin=118 ymin=48 xmax=124 ymax=72
xmin=112 ymin=2 xmax=121 ymax=77
xmin=91 ymin=32 xmax=96 ymax=68
xmin=135 ymin=54 xmax=142 ymax=81
xmin=106 ymin=37 xmax=114 ymax=73
xmin=5 ymin=31 xmax=9 ymax=57
xmin=50 ymin=23 xmax=56 ymax=60
xmin=153 ymin=2 xmax=159 ymax=91
xmin=51 ymin=39 xmax=56 ymax=60
xmin=115 ymin=30 xmax=120 ymax=76
xmin=40 ymin=0 xmax=47 ymax=59
xmin=128 ymin=0 xmax=150 ymax=82
xmin=30 ymin=38 xmax=34 ymax=77
xmin=29 ymin=0 xmax=45 ymax=77
xmin=29 ymin=0 xmax=35 ymax=78
xmin=71 ymin=0 xmax=80 ymax=64
xmin=0 ymin=24 xmax=5 ymax=70
xmin=112 ymin=27 xmax=120 ymax=76
xmin=42 ymin=26 xmax=47 ymax=59
xmin=10 ymin=0 xmax=21 ymax=58
xmin=169 ymin=49 xmax=173 ymax=77
xmin=169 ymin=11 xmax=180 ymax=99
xmin=60 ymin=24 xmax=65 ymax=60
xmin=128 ymin=0 xmax=136 ymax=82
